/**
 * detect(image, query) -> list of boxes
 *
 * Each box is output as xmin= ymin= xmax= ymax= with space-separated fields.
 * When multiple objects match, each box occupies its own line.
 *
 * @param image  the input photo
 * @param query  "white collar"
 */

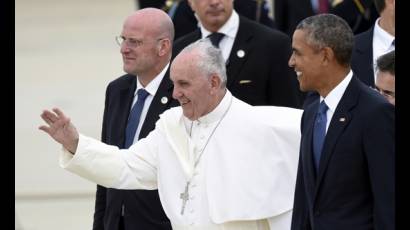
xmin=199 ymin=10 xmax=239 ymax=40
xmin=320 ymin=70 xmax=353 ymax=114
xmin=373 ymin=18 xmax=395 ymax=51
xmin=181 ymin=90 xmax=233 ymax=127
xmin=135 ymin=63 xmax=170 ymax=97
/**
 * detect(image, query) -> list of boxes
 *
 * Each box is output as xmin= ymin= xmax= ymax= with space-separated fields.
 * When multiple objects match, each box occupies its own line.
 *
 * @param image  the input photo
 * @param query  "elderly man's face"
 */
xmin=188 ymin=0 xmax=233 ymax=32
xmin=170 ymin=55 xmax=215 ymax=121
xmin=288 ymin=29 xmax=325 ymax=92
xmin=376 ymin=71 xmax=395 ymax=105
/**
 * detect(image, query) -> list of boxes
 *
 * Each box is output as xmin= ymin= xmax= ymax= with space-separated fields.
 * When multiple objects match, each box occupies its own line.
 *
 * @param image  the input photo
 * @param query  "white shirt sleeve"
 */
xmin=59 ymin=131 xmax=160 ymax=190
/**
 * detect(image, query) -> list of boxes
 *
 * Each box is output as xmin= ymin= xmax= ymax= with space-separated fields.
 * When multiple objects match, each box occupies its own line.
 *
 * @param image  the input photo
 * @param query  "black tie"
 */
xmin=207 ymin=32 xmax=225 ymax=48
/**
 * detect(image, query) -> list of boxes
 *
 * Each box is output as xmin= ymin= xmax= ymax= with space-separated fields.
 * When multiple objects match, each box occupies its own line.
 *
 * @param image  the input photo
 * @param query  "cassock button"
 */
xmin=161 ymin=97 xmax=168 ymax=104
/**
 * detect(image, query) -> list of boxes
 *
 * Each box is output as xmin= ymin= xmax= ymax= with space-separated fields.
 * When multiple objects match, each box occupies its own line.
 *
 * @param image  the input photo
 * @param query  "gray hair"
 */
xmin=179 ymin=39 xmax=227 ymax=86
xmin=296 ymin=14 xmax=354 ymax=67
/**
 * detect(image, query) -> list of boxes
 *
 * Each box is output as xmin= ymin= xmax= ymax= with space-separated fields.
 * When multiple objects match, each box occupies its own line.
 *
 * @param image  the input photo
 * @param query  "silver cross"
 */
xmin=180 ymin=181 xmax=190 ymax=215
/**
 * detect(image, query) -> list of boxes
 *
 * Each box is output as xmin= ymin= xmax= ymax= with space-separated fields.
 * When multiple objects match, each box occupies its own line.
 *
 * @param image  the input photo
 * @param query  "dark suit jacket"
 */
xmin=274 ymin=0 xmax=378 ymax=36
xmin=351 ymin=27 xmax=375 ymax=87
xmin=168 ymin=0 xmax=276 ymax=40
xmin=173 ymin=16 xmax=302 ymax=108
xmin=291 ymin=76 xmax=395 ymax=230
xmin=93 ymin=71 xmax=179 ymax=230
xmin=137 ymin=0 xmax=163 ymax=9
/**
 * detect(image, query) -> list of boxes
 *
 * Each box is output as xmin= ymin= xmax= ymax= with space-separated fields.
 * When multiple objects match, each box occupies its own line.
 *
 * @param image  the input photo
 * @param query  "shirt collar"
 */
xmin=135 ymin=63 xmax=170 ymax=97
xmin=198 ymin=90 xmax=232 ymax=124
xmin=373 ymin=18 xmax=395 ymax=51
xmin=181 ymin=90 xmax=233 ymax=126
xmin=320 ymin=70 xmax=353 ymax=113
xmin=199 ymin=10 xmax=239 ymax=40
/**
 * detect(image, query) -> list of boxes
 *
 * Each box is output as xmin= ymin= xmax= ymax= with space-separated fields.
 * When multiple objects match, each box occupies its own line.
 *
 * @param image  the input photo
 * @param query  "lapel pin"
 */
xmin=339 ymin=117 xmax=346 ymax=122
xmin=161 ymin=97 xmax=168 ymax=104
xmin=237 ymin=49 xmax=245 ymax=58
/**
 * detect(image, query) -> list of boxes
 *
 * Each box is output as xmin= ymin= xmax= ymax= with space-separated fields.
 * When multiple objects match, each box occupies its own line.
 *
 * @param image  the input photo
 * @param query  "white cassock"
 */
xmin=60 ymin=90 xmax=302 ymax=230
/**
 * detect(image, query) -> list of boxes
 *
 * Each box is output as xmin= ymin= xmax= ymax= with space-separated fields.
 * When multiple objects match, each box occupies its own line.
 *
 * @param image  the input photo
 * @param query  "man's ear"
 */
xmin=210 ymin=74 xmax=222 ymax=94
xmin=321 ymin=47 xmax=335 ymax=66
xmin=158 ymin=38 xmax=171 ymax=57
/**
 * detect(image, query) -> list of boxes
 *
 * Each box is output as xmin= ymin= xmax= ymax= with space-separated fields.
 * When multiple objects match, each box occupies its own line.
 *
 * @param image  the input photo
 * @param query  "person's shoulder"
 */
xmin=107 ymin=74 xmax=135 ymax=88
xmin=159 ymin=106 xmax=182 ymax=120
xmin=239 ymin=16 xmax=289 ymax=41
xmin=356 ymin=79 xmax=394 ymax=112
xmin=173 ymin=29 xmax=201 ymax=58
xmin=354 ymin=26 xmax=374 ymax=42
xmin=104 ymin=74 xmax=135 ymax=95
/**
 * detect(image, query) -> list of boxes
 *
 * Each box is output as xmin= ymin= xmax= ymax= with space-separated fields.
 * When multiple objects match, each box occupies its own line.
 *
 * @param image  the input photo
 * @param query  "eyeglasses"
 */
xmin=115 ymin=36 xmax=166 ymax=48
xmin=371 ymin=86 xmax=395 ymax=99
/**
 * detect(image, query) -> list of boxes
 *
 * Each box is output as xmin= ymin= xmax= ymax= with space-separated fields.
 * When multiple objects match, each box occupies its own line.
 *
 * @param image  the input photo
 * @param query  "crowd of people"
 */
xmin=39 ymin=0 xmax=395 ymax=229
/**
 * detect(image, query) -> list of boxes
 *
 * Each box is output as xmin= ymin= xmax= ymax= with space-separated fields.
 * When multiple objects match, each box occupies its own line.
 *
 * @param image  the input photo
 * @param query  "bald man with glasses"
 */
xmin=92 ymin=8 xmax=179 ymax=230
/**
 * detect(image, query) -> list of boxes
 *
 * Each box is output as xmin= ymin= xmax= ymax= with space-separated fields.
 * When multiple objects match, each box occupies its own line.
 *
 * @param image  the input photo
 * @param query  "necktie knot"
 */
xmin=137 ymin=88 xmax=149 ymax=101
xmin=207 ymin=32 xmax=225 ymax=48
xmin=318 ymin=101 xmax=328 ymax=115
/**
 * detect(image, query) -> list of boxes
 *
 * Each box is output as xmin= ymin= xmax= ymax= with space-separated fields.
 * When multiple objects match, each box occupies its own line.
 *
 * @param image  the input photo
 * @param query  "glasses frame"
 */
xmin=115 ymin=36 xmax=166 ymax=48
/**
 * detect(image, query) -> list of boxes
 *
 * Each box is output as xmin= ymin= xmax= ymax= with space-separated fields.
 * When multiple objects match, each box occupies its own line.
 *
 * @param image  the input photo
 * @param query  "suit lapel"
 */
xmin=355 ymin=28 xmax=375 ymax=86
xmin=313 ymin=77 xmax=360 ymax=200
xmin=226 ymin=17 xmax=254 ymax=88
xmin=139 ymin=68 xmax=175 ymax=139
xmin=302 ymin=103 xmax=320 ymax=203
xmin=117 ymin=76 xmax=137 ymax=148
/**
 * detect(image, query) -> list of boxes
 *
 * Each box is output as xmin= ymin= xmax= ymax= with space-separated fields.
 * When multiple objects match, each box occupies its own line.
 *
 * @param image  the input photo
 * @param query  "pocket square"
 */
xmin=239 ymin=80 xmax=252 ymax=84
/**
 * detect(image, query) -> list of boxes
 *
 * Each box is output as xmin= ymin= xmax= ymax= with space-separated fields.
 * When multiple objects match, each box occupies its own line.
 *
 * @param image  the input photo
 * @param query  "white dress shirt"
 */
xmin=319 ymin=70 xmax=353 ymax=132
xmin=130 ymin=63 xmax=169 ymax=144
xmin=372 ymin=18 xmax=395 ymax=81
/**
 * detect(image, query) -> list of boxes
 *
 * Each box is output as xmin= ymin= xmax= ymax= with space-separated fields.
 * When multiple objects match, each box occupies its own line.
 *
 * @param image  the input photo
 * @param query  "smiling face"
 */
xmin=170 ymin=53 xmax=219 ymax=121
xmin=288 ymin=29 xmax=325 ymax=93
xmin=188 ymin=0 xmax=233 ymax=32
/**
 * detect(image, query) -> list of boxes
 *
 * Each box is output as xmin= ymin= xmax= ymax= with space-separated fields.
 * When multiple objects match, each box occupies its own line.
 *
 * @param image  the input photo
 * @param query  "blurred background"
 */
xmin=15 ymin=0 xmax=136 ymax=229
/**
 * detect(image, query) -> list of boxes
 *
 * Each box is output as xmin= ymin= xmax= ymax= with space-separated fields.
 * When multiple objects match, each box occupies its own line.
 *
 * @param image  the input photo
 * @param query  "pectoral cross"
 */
xmin=180 ymin=181 xmax=190 ymax=215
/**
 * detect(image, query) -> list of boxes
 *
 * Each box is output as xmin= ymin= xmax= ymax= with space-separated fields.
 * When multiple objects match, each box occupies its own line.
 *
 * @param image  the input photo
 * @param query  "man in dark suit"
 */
xmin=173 ymin=0 xmax=302 ymax=108
xmin=351 ymin=0 xmax=395 ymax=87
xmin=93 ymin=8 xmax=178 ymax=230
xmin=170 ymin=0 xmax=276 ymax=40
xmin=274 ymin=0 xmax=378 ymax=36
xmin=288 ymin=14 xmax=394 ymax=229
xmin=137 ymin=0 xmax=276 ymax=40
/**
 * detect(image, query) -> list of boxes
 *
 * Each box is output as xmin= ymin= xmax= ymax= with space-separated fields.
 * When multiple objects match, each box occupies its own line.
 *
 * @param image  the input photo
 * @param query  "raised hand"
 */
xmin=39 ymin=108 xmax=79 ymax=154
